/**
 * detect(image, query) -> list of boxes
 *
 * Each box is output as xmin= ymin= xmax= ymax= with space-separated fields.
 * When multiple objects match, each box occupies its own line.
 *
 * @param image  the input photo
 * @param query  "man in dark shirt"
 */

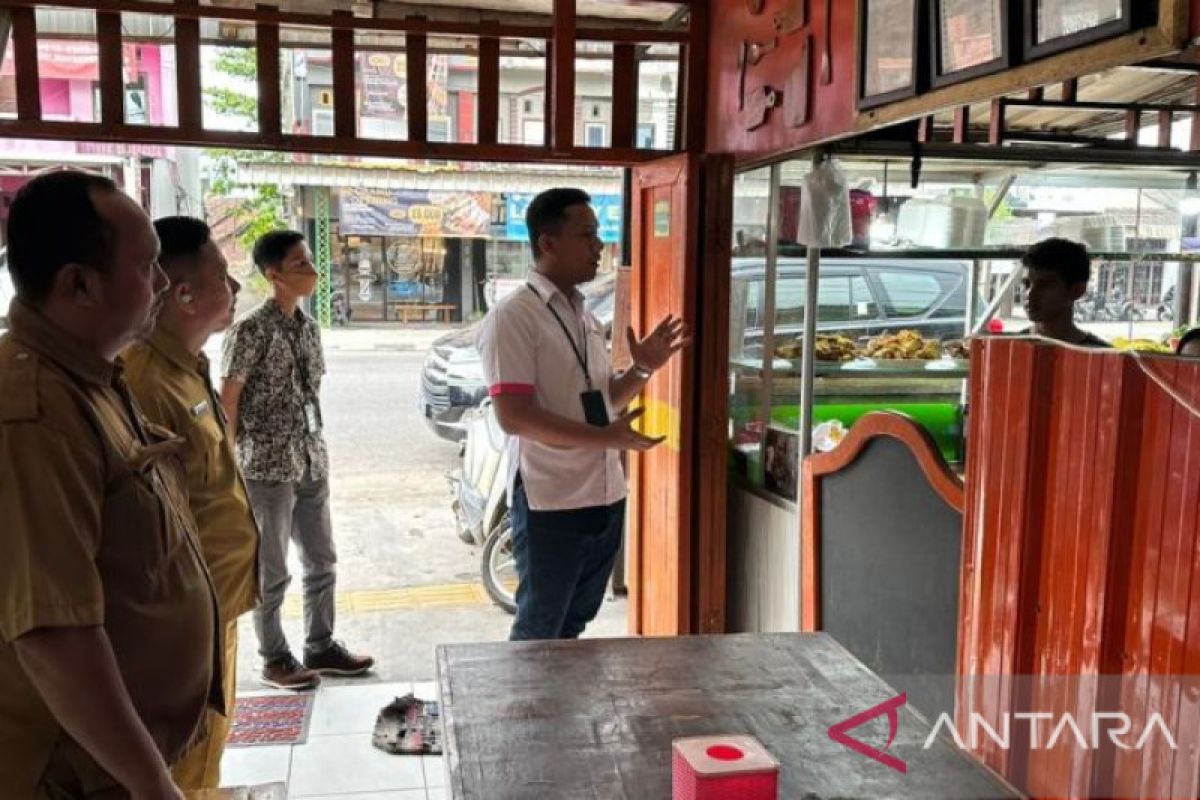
xmin=1020 ymin=238 xmax=1110 ymax=348
xmin=221 ymin=230 xmax=373 ymax=690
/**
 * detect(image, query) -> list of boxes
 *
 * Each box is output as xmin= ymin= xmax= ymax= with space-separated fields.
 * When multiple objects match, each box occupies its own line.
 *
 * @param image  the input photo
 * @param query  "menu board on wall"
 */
xmin=1035 ymin=0 xmax=1124 ymax=44
xmin=939 ymin=0 xmax=1005 ymax=73
xmin=860 ymin=0 xmax=918 ymax=107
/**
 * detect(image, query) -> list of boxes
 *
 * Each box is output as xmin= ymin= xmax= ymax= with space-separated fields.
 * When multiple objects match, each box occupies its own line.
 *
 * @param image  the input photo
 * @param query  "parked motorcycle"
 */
xmin=1157 ymin=286 xmax=1175 ymax=322
xmin=447 ymin=400 xmax=517 ymax=613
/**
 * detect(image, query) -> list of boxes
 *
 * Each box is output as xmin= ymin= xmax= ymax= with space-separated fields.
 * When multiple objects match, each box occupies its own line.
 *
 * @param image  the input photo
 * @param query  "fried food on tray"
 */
xmin=773 ymin=335 xmax=858 ymax=361
xmin=863 ymin=330 xmax=943 ymax=360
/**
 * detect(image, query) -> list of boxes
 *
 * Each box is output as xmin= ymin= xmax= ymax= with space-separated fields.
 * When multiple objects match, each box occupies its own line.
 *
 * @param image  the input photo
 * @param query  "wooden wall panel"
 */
xmin=10 ymin=5 xmax=40 ymax=121
xmin=477 ymin=36 xmax=500 ymax=146
xmin=97 ymin=11 xmax=124 ymax=125
xmin=961 ymin=338 xmax=1200 ymax=800
xmin=175 ymin=2 xmax=202 ymax=131
xmin=705 ymin=0 xmax=857 ymax=164
xmin=256 ymin=7 xmax=282 ymax=141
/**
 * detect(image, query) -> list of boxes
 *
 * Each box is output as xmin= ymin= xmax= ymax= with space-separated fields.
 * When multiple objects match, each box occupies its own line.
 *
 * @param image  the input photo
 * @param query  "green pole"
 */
xmin=314 ymin=186 xmax=332 ymax=328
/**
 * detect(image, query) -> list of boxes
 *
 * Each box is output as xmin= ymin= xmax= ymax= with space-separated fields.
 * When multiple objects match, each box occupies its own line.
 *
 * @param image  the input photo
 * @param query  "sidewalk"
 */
xmin=319 ymin=324 xmax=463 ymax=352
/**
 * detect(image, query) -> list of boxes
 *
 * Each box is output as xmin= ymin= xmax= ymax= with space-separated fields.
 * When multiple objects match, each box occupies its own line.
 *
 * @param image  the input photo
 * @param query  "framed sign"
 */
xmin=931 ymin=0 xmax=1011 ymax=88
xmin=857 ymin=0 xmax=922 ymax=110
xmin=1023 ymin=0 xmax=1153 ymax=60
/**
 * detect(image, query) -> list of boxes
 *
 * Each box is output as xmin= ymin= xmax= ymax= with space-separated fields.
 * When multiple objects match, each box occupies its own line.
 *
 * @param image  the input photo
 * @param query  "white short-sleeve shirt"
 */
xmin=476 ymin=271 xmax=627 ymax=511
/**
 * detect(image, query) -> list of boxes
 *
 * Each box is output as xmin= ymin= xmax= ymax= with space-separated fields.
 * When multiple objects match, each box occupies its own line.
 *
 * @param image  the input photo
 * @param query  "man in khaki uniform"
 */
xmin=0 ymin=171 xmax=220 ymax=799
xmin=124 ymin=217 xmax=259 ymax=794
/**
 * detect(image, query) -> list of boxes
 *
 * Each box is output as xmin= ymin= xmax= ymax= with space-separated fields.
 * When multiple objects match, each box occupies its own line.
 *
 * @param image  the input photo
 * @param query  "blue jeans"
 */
xmin=509 ymin=476 xmax=626 ymax=641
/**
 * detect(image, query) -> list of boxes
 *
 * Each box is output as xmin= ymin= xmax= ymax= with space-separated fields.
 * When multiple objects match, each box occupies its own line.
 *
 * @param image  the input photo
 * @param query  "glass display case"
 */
xmin=727 ymin=153 xmax=1193 ymax=500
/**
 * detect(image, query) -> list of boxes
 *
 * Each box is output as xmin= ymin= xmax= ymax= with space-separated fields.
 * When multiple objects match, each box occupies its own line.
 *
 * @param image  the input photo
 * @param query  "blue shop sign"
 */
xmin=505 ymin=193 xmax=622 ymax=244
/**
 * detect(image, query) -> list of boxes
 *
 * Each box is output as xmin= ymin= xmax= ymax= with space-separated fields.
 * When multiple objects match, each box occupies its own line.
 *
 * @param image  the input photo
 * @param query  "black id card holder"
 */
xmin=581 ymin=390 xmax=610 ymax=427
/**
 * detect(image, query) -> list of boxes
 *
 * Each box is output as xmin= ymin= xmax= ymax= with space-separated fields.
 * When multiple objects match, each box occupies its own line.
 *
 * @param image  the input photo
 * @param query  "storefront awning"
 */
xmin=235 ymin=161 xmax=623 ymax=197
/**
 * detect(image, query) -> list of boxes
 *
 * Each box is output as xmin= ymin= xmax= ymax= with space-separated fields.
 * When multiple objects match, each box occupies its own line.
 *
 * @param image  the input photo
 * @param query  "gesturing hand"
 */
xmin=626 ymin=315 xmax=691 ymax=374
xmin=604 ymin=407 xmax=666 ymax=451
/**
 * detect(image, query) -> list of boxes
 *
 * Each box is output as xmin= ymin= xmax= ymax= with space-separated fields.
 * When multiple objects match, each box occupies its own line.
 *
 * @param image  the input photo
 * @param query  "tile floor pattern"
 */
xmin=221 ymin=682 xmax=446 ymax=800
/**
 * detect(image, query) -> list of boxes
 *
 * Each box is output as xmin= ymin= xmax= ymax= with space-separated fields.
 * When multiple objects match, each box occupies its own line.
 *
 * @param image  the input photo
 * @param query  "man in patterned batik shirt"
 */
xmin=221 ymin=230 xmax=374 ymax=690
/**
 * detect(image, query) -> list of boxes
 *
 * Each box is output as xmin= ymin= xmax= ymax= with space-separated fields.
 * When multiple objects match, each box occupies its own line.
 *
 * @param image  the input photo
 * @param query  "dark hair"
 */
xmin=6 ymin=170 xmax=119 ymax=304
xmin=1022 ymin=237 xmax=1091 ymax=286
xmin=252 ymin=229 xmax=306 ymax=274
xmin=1177 ymin=328 xmax=1200 ymax=355
xmin=525 ymin=187 xmax=591 ymax=258
xmin=154 ymin=216 xmax=211 ymax=278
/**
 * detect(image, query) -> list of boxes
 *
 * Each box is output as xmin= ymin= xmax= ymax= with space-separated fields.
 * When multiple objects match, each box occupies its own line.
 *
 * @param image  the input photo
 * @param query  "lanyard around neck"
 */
xmin=526 ymin=283 xmax=591 ymax=389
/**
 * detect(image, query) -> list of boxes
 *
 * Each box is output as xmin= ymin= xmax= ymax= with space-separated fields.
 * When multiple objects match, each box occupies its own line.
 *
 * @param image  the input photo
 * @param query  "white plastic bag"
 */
xmin=798 ymin=159 xmax=852 ymax=248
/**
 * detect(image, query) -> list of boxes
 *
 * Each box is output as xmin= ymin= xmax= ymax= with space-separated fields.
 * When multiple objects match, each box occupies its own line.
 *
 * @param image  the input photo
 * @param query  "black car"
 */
xmin=418 ymin=259 xmax=972 ymax=441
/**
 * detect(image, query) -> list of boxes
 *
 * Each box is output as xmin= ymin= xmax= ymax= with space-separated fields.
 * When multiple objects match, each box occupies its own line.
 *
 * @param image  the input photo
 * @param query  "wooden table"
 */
xmin=437 ymin=632 xmax=1023 ymax=800
xmin=390 ymin=303 xmax=455 ymax=323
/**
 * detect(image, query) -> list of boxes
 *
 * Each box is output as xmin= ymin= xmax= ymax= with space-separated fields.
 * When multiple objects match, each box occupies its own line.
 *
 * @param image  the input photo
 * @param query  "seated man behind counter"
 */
xmin=1020 ymin=237 xmax=1110 ymax=348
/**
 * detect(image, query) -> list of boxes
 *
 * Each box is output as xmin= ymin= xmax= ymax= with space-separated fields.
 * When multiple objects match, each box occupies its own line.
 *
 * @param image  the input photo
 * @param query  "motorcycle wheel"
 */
xmin=1158 ymin=308 xmax=1174 ymax=322
xmin=481 ymin=513 xmax=518 ymax=614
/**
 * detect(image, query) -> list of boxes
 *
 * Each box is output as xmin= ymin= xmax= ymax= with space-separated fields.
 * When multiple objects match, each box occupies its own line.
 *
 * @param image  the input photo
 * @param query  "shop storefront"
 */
xmin=237 ymin=162 xmax=625 ymax=323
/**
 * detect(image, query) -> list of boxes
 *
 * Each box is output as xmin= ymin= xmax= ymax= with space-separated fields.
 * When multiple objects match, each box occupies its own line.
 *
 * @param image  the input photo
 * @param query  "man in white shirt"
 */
xmin=477 ymin=188 xmax=688 ymax=641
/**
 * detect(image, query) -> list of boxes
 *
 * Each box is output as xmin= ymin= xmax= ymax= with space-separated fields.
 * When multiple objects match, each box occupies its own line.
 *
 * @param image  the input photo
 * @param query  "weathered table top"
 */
xmin=436 ymin=632 xmax=1023 ymax=800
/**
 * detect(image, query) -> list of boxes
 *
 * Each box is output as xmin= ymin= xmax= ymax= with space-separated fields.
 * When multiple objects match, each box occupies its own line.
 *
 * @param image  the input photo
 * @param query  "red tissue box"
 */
xmin=672 ymin=734 xmax=779 ymax=800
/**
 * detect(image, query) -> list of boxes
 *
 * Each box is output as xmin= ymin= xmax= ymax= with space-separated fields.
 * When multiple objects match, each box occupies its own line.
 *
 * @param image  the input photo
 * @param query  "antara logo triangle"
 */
xmin=827 ymin=693 xmax=908 ymax=774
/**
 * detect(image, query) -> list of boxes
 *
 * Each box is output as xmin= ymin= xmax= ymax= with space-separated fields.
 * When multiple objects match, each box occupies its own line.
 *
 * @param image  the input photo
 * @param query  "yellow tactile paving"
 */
xmin=279 ymin=581 xmax=493 ymax=618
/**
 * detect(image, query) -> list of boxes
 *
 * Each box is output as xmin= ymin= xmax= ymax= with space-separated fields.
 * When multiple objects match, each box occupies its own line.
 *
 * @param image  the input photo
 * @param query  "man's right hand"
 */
xmin=603 ymin=408 xmax=665 ymax=451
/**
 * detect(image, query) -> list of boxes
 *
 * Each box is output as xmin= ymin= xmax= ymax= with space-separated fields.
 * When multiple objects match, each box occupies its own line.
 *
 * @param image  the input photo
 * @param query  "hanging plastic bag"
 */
xmin=798 ymin=158 xmax=852 ymax=248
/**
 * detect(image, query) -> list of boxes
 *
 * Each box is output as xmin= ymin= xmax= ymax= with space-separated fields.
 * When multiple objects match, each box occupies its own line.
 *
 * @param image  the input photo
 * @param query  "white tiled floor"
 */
xmin=222 ymin=682 xmax=446 ymax=799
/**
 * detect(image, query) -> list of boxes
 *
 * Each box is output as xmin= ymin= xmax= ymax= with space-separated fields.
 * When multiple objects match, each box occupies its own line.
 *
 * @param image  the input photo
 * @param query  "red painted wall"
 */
xmin=961 ymin=338 xmax=1200 ymax=800
xmin=706 ymin=0 xmax=859 ymax=164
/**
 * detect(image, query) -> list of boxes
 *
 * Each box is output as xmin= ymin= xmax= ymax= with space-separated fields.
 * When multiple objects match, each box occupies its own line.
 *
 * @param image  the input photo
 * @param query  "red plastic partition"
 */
xmin=960 ymin=337 xmax=1200 ymax=800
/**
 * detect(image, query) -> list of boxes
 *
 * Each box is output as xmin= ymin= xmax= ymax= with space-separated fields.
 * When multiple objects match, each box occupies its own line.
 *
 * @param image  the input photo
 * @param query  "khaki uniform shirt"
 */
xmin=0 ymin=302 xmax=221 ymax=796
xmin=124 ymin=329 xmax=260 ymax=623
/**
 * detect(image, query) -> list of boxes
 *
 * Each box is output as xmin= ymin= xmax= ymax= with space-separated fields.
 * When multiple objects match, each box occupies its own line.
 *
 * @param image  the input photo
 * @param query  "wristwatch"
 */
xmin=631 ymin=362 xmax=653 ymax=380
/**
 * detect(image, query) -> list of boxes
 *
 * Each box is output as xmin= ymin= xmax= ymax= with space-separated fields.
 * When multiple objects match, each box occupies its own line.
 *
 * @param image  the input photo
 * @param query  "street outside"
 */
xmin=208 ymin=325 xmax=627 ymax=692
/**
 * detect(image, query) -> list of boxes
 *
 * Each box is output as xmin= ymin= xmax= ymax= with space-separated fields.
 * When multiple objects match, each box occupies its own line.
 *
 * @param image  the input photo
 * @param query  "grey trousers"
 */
xmin=246 ymin=470 xmax=337 ymax=662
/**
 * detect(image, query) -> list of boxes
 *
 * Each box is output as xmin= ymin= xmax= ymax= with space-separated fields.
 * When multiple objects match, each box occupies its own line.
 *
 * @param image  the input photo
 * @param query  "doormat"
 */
xmin=228 ymin=694 xmax=315 ymax=747
xmin=372 ymin=693 xmax=442 ymax=756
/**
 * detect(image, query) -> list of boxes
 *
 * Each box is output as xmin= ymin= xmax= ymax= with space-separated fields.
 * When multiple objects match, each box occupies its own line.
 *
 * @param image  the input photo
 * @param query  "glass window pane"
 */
xmin=356 ymin=34 xmax=408 ymax=141
xmin=939 ymin=0 xmax=1003 ymax=73
xmin=500 ymin=40 xmax=547 ymax=146
xmin=1038 ymin=0 xmax=1123 ymax=43
xmin=430 ymin=37 xmax=478 ymax=144
xmin=121 ymin=13 xmax=177 ymax=127
xmin=863 ymin=0 xmax=914 ymax=97
xmin=578 ymin=42 xmax=612 ymax=148
xmin=637 ymin=43 xmax=678 ymax=151
xmin=281 ymin=26 xmax=332 ymax=137
xmin=36 ymin=8 xmax=101 ymax=123
xmin=876 ymin=271 xmax=944 ymax=316
xmin=201 ymin=19 xmax=258 ymax=133
xmin=728 ymin=167 xmax=772 ymax=488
